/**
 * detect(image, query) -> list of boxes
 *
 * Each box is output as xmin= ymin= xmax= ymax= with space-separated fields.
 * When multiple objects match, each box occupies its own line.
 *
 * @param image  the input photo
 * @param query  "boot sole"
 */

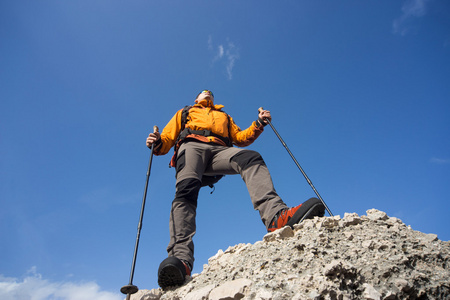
xmin=286 ymin=197 xmax=325 ymax=228
xmin=158 ymin=257 xmax=186 ymax=289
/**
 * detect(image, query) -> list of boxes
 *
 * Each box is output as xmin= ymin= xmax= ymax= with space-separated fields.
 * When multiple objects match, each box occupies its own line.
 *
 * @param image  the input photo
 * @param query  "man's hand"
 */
xmin=258 ymin=109 xmax=272 ymax=125
xmin=146 ymin=132 xmax=161 ymax=148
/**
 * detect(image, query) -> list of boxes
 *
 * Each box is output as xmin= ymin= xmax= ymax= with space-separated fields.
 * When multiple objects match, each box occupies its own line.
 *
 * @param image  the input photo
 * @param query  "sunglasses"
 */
xmin=200 ymin=90 xmax=214 ymax=98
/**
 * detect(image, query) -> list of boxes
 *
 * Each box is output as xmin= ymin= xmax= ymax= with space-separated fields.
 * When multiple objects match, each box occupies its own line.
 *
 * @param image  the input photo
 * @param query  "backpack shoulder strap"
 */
xmin=181 ymin=105 xmax=192 ymax=130
xmin=220 ymin=109 xmax=232 ymax=144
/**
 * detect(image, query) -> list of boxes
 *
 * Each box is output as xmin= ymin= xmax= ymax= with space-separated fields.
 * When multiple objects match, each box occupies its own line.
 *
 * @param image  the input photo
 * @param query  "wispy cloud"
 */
xmin=208 ymin=35 xmax=240 ymax=80
xmin=225 ymin=42 xmax=239 ymax=80
xmin=213 ymin=45 xmax=224 ymax=62
xmin=430 ymin=157 xmax=450 ymax=165
xmin=393 ymin=0 xmax=431 ymax=35
xmin=0 ymin=267 xmax=122 ymax=300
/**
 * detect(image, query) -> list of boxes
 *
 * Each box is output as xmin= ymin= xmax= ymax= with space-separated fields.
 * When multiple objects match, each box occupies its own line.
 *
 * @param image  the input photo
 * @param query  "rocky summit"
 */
xmin=126 ymin=209 xmax=450 ymax=300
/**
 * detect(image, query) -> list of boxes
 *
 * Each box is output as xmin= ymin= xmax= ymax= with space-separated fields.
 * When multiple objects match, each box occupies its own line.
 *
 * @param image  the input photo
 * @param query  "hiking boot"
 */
xmin=268 ymin=197 xmax=325 ymax=232
xmin=157 ymin=256 xmax=191 ymax=289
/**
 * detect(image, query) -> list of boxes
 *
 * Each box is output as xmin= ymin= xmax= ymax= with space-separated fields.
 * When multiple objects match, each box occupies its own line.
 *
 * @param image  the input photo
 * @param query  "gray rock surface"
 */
xmin=126 ymin=209 xmax=450 ymax=300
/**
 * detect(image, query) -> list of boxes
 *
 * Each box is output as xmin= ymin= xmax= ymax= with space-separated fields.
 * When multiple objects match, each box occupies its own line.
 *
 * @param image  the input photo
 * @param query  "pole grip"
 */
xmin=153 ymin=126 xmax=159 ymax=133
xmin=258 ymin=107 xmax=264 ymax=113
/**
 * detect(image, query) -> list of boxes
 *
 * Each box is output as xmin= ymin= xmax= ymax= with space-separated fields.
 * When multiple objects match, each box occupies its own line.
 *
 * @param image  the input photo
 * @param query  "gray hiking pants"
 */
xmin=167 ymin=141 xmax=287 ymax=268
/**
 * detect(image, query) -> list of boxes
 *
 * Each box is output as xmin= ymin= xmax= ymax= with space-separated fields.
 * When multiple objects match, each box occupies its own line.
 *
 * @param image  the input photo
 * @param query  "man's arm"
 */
xmin=228 ymin=109 xmax=272 ymax=147
xmin=146 ymin=109 xmax=184 ymax=155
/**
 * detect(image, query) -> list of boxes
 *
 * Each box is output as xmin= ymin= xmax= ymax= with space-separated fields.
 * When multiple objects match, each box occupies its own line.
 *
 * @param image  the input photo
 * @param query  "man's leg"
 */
xmin=206 ymin=147 xmax=288 ymax=229
xmin=167 ymin=178 xmax=200 ymax=267
xmin=166 ymin=142 xmax=212 ymax=267
xmin=159 ymin=142 xmax=213 ymax=288
xmin=207 ymin=147 xmax=325 ymax=231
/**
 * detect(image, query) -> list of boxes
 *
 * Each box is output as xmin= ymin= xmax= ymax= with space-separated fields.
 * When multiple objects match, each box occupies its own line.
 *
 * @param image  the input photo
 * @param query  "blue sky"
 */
xmin=1 ymin=0 xmax=449 ymax=299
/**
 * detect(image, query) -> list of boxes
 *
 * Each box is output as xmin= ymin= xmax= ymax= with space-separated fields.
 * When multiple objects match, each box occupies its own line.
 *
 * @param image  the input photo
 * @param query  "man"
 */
xmin=146 ymin=90 xmax=325 ymax=289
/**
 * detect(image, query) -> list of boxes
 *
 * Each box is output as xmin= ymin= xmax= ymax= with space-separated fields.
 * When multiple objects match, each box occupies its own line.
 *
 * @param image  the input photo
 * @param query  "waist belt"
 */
xmin=179 ymin=128 xmax=232 ymax=147
xmin=170 ymin=128 xmax=232 ymax=168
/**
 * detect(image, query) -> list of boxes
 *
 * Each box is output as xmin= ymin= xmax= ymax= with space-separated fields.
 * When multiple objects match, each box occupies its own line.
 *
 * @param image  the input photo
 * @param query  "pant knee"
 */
xmin=174 ymin=178 xmax=202 ymax=208
xmin=230 ymin=150 xmax=266 ymax=171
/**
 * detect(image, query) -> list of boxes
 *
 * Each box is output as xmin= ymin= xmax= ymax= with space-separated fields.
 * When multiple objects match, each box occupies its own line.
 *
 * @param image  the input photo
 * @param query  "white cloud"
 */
xmin=207 ymin=36 xmax=240 ymax=80
xmin=216 ymin=45 xmax=224 ymax=60
xmin=225 ymin=41 xmax=239 ymax=80
xmin=0 ymin=268 xmax=122 ymax=300
xmin=393 ymin=0 xmax=431 ymax=35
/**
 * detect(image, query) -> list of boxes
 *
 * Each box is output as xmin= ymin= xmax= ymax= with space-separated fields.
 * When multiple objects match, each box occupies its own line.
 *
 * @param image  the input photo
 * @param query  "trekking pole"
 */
xmin=121 ymin=126 xmax=159 ymax=299
xmin=258 ymin=108 xmax=333 ymax=216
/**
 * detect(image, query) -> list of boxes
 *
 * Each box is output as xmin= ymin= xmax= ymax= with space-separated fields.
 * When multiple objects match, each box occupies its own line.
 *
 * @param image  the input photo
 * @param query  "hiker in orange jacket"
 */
xmin=146 ymin=90 xmax=325 ymax=289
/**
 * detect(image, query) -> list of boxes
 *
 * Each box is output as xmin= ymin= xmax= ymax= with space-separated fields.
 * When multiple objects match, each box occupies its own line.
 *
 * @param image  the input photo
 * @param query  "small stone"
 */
xmin=420 ymin=233 xmax=438 ymax=243
xmin=255 ymin=289 xmax=273 ymax=300
xmin=362 ymin=283 xmax=381 ymax=300
xmin=394 ymin=279 xmax=412 ymax=292
xmin=366 ymin=209 xmax=389 ymax=221
xmin=208 ymin=278 xmax=253 ymax=300
xmin=183 ymin=284 xmax=215 ymax=300
xmin=263 ymin=226 xmax=294 ymax=242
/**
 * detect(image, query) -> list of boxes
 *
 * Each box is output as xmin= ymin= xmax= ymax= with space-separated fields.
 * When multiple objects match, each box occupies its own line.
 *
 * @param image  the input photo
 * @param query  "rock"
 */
xmin=129 ymin=209 xmax=450 ymax=300
xmin=341 ymin=212 xmax=361 ymax=226
xmin=420 ymin=233 xmax=438 ymax=243
xmin=394 ymin=279 xmax=412 ymax=292
xmin=263 ymin=226 xmax=294 ymax=242
xmin=366 ymin=209 xmax=388 ymax=221
xmin=208 ymin=278 xmax=253 ymax=300
xmin=362 ymin=283 xmax=382 ymax=300
xmin=254 ymin=289 xmax=273 ymax=300
xmin=183 ymin=284 xmax=215 ymax=300
xmin=129 ymin=289 xmax=161 ymax=300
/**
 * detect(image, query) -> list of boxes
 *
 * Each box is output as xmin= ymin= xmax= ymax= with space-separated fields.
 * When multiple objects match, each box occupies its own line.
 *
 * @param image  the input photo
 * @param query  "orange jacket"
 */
xmin=154 ymin=100 xmax=264 ymax=159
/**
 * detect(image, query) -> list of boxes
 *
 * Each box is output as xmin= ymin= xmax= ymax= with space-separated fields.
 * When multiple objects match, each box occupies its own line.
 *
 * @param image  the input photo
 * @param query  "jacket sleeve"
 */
xmin=153 ymin=109 xmax=183 ymax=156
xmin=228 ymin=116 xmax=264 ymax=147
